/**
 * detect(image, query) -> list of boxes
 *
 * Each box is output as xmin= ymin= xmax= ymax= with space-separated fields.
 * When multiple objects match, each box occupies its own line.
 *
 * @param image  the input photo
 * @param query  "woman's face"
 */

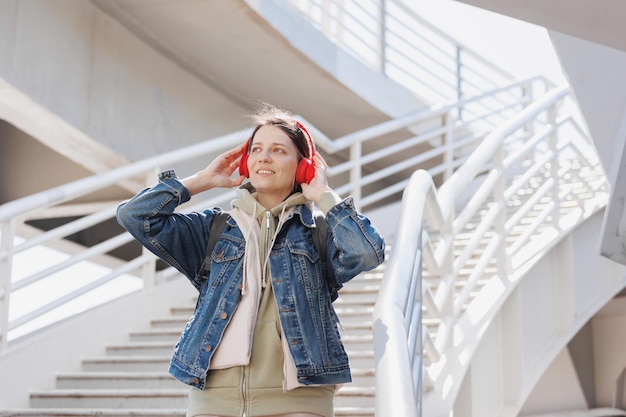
xmin=247 ymin=125 xmax=300 ymax=205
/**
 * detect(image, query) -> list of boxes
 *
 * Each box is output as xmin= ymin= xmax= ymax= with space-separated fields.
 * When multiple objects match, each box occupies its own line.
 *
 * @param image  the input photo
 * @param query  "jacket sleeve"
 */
xmin=324 ymin=196 xmax=385 ymax=285
xmin=116 ymin=170 xmax=213 ymax=282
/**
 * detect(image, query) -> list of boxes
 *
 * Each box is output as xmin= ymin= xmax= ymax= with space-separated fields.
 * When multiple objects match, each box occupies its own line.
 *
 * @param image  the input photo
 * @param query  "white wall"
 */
xmin=550 ymin=32 xmax=626 ymax=181
xmin=549 ymin=32 xmax=626 ymax=266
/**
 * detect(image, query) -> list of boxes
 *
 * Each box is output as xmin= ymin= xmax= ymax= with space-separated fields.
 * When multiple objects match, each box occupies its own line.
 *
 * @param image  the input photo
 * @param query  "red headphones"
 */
xmin=239 ymin=121 xmax=316 ymax=184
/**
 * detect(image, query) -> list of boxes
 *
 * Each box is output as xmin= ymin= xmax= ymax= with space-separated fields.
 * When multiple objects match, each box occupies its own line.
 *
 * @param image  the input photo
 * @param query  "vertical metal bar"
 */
xmin=380 ymin=0 xmax=387 ymax=75
xmin=350 ymin=141 xmax=362 ymax=208
xmin=548 ymin=103 xmax=561 ymax=229
xmin=443 ymin=110 xmax=455 ymax=181
xmin=493 ymin=147 xmax=509 ymax=275
xmin=336 ymin=0 xmax=345 ymax=48
xmin=456 ymin=46 xmax=463 ymax=119
xmin=414 ymin=233 xmax=424 ymax=415
xmin=141 ymin=170 xmax=158 ymax=289
xmin=0 ymin=218 xmax=16 ymax=350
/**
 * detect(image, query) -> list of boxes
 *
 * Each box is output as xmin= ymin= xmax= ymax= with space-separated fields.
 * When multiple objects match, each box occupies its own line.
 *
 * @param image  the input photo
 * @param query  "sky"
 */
xmin=413 ymin=0 xmax=567 ymax=86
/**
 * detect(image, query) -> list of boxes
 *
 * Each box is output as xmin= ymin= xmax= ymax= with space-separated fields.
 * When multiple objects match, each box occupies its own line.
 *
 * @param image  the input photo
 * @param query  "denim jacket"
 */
xmin=116 ymin=170 xmax=385 ymax=389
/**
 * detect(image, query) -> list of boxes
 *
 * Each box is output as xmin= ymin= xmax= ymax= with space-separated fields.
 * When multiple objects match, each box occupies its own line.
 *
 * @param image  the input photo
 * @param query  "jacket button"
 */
xmin=205 ymin=344 xmax=213 ymax=352
xmin=238 ymin=283 xmax=243 ymax=291
xmin=220 ymin=312 xmax=228 ymax=319
xmin=193 ymin=378 xmax=199 ymax=385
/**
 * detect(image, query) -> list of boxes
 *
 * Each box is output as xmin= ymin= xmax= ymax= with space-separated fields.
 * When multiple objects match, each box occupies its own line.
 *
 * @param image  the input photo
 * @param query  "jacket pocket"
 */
xmin=209 ymin=235 xmax=245 ymax=288
xmin=287 ymin=239 xmax=323 ymax=290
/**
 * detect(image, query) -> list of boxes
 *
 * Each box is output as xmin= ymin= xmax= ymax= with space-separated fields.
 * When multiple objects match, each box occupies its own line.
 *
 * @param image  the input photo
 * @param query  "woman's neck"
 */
xmin=256 ymin=191 xmax=290 ymax=210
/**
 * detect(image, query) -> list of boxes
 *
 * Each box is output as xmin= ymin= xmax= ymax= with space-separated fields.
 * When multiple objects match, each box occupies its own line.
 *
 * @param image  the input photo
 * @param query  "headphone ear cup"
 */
xmin=239 ymin=154 xmax=249 ymax=177
xmin=296 ymin=158 xmax=315 ymax=184
xmin=239 ymin=140 xmax=250 ymax=177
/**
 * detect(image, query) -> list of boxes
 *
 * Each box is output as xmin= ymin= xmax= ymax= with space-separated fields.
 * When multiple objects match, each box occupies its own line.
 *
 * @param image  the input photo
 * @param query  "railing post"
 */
xmin=493 ymin=147 xmax=510 ymax=275
xmin=0 ymin=218 xmax=16 ymax=350
xmin=523 ymin=80 xmax=536 ymax=137
xmin=456 ymin=46 xmax=463 ymax=118
xmin=433 ymin=207 xmax=456 ymax=353
xmin=443 ymin=110 xmax=455 ymax=181
xmin=141 ymin=170 xmax=158 ymax=289
xmin=322 ymin=0 xmax=335 ymax=42
xmin=350 ymin=141 xmax=362 ymax=207
xmin=548 ymin=102 xmax=561 ymax=229
xmin=379 ymin=0 xmax=387 ymax=75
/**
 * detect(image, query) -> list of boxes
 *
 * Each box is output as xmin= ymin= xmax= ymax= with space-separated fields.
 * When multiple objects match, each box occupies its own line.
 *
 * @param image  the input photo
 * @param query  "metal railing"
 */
xmin=0 ymin=78 xmax=546 ymax=349
xmin=286 ymin=0 xmax=516 ymax=103
xmin=372 ymin=85 xmax=609 ymax=416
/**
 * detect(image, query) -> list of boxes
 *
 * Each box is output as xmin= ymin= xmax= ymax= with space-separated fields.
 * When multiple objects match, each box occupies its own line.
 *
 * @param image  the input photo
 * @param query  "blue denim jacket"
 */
xmin=116 ymin=170 xmax=385 ymax=389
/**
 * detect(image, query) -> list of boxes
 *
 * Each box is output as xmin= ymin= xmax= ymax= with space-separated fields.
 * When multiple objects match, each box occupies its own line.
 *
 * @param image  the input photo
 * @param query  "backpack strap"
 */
xmin=198 ymin=211 xmax=230 ymax=280
xmin=312 ymin=214 xmax=340 ymax=301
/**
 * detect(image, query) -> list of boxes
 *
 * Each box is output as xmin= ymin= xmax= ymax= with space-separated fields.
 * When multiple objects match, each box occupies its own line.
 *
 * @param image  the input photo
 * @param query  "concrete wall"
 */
xmin=0 ymin=0 xmax=244 ymax=175
xmin=0 ymin=277 xmax=196 ymax=408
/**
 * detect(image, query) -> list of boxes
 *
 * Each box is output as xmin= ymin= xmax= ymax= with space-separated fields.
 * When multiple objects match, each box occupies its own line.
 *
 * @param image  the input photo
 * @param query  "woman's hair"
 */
xmin=247 ymin=103 xmax=313 ymax=159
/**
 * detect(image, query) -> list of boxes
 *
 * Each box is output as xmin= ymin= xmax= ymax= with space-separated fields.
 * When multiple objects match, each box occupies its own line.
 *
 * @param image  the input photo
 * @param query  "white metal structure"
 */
xmin=0 ymin=75 xmax=535 ymax=348
xmin=373 ymin=84 xmax=611 ymax=416
xmin=1 ymin=0 xmax=625 ymax=416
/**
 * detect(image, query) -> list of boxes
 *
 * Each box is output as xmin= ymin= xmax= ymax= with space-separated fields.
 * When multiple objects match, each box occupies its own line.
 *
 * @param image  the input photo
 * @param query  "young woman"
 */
xmin=117 ymin=105 xmax=385 ymax=417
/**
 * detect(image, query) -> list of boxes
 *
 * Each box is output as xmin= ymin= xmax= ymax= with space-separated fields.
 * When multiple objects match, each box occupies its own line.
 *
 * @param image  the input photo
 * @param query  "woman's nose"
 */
xmin=258 ymin=149 xmax=271 ymax=161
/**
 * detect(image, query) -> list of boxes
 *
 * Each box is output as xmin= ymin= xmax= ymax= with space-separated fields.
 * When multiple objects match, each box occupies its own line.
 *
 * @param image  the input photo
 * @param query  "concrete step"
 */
xmin=334 ymin=293 xmax=379 ymax=306
xmin=0 ymin=407 xmax=372 ymax=417
xmin=336 ymin=305 xmax=374 ymax=317
xmin=335 ymin=385 xmax=376 ymax=409
xmin=341 ymin=333 xmax=374 ymax=352
xmin=82 ymin=350 xmax=372 ymax=373
xmin=105 ymin=342 xmax=175 ymax=356
xmin=0 ymin=409 xmax=186 ymax=417
xmin=81 ymin=356 xmax=170 ymax=372
xmin=346 ymin=350 xmax=374 ymax=370
xmin=55 ymin=369 xmax=374 ymax=392
xmin=55 ymin=372 xmax=182 ymax=390
xmin=3 ymin=246 xmax=387 ymax=417
xmin=348 ymin=368 xmax=375 ymax=387
xmin=29 ymin=389 xmax=188 ymax=409
xmin=148 ymin=318 xmax=188 ymax=329
xmin=335 ymin=406 xmax=375 ymax=416
xmin=339 ymin=284 xmax=380 ymax=296
xmin=28 ymin=385 xmax=374 ymax=414
xmin=128 ymin=329 xmax=181 ymax=343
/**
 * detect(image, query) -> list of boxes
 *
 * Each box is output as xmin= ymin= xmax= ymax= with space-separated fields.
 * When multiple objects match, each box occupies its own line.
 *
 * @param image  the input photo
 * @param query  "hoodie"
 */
xmin=208 ymin=186 xmax=309 ymax=391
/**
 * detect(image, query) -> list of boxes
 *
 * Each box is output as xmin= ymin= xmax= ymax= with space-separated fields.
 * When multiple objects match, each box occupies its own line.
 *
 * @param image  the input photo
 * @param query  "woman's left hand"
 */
xmin=301 ymin=153 xmax=332 ymax=203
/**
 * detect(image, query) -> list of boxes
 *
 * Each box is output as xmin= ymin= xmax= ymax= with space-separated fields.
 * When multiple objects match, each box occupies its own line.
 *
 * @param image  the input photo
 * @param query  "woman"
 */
xmin=117 ymin=104 xmax=385 ymax=417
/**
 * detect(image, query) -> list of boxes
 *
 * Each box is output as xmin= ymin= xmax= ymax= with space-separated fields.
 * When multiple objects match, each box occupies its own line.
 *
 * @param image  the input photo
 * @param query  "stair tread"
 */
xmin=107 ymin=341 xmax=175 ymax=347
xmin=13 ymin=245 xmax=382 ymax=416
xmin=0 ymin=407 xmax=372 ymax=417
xmin=31 ymin=389 xmax=187 ymax=396
xmin=0 ymin=409 xmax=186 ymax=417
xmin=57 ymin=371 xmax=174 ymax=378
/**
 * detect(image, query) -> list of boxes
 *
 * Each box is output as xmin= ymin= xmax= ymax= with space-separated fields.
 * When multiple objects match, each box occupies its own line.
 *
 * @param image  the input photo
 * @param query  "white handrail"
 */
xmin=286 ymin=0 xmax=517 ymax=102
xmin=0 ymin=79 xmax=545 ymax=348
xmin=0 ymin=130 xmax=246 ymax=223
xmin=372 ymin=85 xmax=608 ymax=416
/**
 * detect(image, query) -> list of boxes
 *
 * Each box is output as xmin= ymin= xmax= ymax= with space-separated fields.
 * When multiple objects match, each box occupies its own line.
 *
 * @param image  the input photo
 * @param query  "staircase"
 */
xmin=0 ymin=263 xmax=385 ymax=417
xmin=372 ymin=83 xmax=613 ymax=416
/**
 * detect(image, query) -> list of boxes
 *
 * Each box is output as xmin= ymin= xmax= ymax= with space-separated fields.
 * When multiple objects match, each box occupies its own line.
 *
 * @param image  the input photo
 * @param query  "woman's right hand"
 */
xmin=182 ymin=142 xmax=247 ymax=195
